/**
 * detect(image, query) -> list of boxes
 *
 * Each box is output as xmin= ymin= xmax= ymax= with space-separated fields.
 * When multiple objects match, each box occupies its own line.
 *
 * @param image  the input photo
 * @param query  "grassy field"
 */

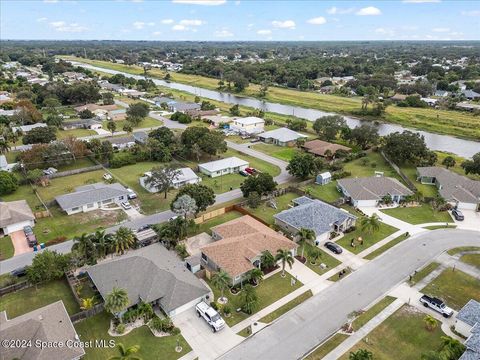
xmin=381 ymin=205 xmax=453 ymax=225
xmin=306 ymin=333 xmax=349 ymax=360
xmin=351 ymin=296 xmax=397 ymax=331
xmin=409 ymin=262 xmax=441 ymax=286
xmin=0 ymin=279 xmax=79 ymax=318
xmin=460 ymin=254 xmax=480 ymax=269
xmin=340 ymin=305 xmax=447 ymax=360
xmin=302 ymin=181 xmax=341 ymax=203
xmin=259 ymin=290 xmax=313 ymax=324
xmin=251 ymin=143 xmax=301 ymax=161
xmin=0 ymin=236 xmax=14 ymax=260
xmin=421 ymin=268 xmax=480 ymax=310
xmin=206 ymin=272 xmax=303 ymax=327
xmin=344 ymin=152 xmax=401 ymax=180
xmin=101 ymin=116 xmax=162 ymax=131
xmin=336 ymin=222 xmax=399 ymax=255
xmin=423 ymin=225 xmax=457 ymax=230
xmin=188 ymin=210 xmax=243 ymax=237
xmin=298 ymin=242 xmax=341 ymax=275
xmin=61 ymin=56 xmax=480 ymax=140
xmin=245 ymin=192 xmax=299 ymax=225
xmin=364 ymin=233 xmax=410 ymax=260
xmin=75 ymin=312 xmax=191 ymax=360
xmin=1 ymin=183 xmax=45 ymax=211
xmin=447 ymin=246 xmax=480 ymax=255
xmin=57 ymin=128 xmax=97 ymax=139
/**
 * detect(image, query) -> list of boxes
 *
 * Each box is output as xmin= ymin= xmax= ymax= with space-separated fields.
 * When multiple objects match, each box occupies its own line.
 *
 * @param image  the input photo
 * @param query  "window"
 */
xmin=86 ymin=203 xmax=95 ymax=209
xmin=71 ymin=207 xmax=80 ymax=211
xmin=201 ymin=253 xmax=208 ymax=263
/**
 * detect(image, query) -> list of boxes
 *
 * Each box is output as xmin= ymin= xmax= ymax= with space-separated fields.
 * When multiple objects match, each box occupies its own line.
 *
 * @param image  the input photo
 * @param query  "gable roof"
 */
xmin=274 ymin=197 xmax=356 ymax=236
xmin=258 ymin=127 xmax=307 ymax=143
xmin=0 ymin=200 xmax=35 ymax=228
xmin=199 ymin=156 xmax=248 ymax=173
xmin=337 ymin=177 xmax=413 ymax=201
xmin=0 ymin=301 xmax=85 ymax=360
xmin=457 ymin=299 xmax=480 ymax=327
xmin=460 ymin=327 xmax=480 ymax=360
xmin=172 ymin=102 xmax=200 ymax=111
xmin=417 ymin=167 xmax=480 ymax=204
xmin=201 ymin=215 xmax=297 ymax=278
xmin=12 ymin=123 xmax=48 ymax=133
xmin=303 ymin=139 xmax=351 ymax=157
xmin=55 ymin=182 xmax=129 ymax=210
xmin=87 ymin=244 xmax=209 ymax=313
xmin=234 ymin=116 xmax=264 ymax=126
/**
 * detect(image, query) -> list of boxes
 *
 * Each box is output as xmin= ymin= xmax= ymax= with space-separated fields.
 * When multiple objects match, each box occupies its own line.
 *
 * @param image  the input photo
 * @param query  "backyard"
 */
xmin=188 ymin=210 xmax=243 ymax=237
xmin=302 ymin=181 xmax=341 ymax=203
xmin=251 ymin=143 xmax=301 ymax=162
xmin=245 ymin=192 xmax=299 ymax=225
xmin=75 ymin=312 xmax=191 ymax=360
xmin=343 ymin=152 xmax=401 ymax=180
xmin=336 ymin=222 xmax=399 ymax=255
xmin=381 ymin=204 xmax=453 ymax=225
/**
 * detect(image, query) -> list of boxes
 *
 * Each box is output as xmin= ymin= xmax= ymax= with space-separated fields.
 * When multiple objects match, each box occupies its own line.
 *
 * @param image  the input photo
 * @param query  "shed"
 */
xmin=316 ymin=172 xmax=332 ymax=185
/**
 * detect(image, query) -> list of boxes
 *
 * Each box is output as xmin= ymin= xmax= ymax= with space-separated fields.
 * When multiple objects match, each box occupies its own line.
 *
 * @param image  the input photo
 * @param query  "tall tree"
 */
xmin=461 ymin=152 xmax=480 ymax=175
xmin=441 ymin=156 xmax=456 ymax=169
xmin=172 ymin=184 xmax=215 ymax=214
xmin=297 ymin=228 xmax=316 ymax=260
xmin=240 ymin=284 xmax=258 ymax=314
xmin=211 ymin=270 xmax=232 ymax=304
xmin=144 ymin=166 xmax=180 ymax=199
xmin=172 ymin=194 xmax=197 ymax=220
xmin=275 ymin=249 xmax=294 ymax=277
xmin=113 ymin=227 xmax=136 ymax=255
xmin=240 ymin=172 xmax=277 ymax=197
xmin=104 ymin=287 xmax=130 ymax=318
xmin=72 ymin=233 xmax=96 ymax=265
xmin=312 ymin=115 xmax=346 ymax=141
xmin=287 ymin=153 xmax=316 ymax=179
xmin=107 ymin=120 xmax=116 ymax=136
xmin=360 ymin=214 xmax=381 ymax=235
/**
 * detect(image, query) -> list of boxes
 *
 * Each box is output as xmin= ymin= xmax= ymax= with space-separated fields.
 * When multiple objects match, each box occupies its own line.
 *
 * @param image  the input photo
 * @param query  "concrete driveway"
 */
xmin=173 ymin=307 xmax=243 ymax=360
xmin=452 ymin=209 xmax=480 ymax=231
xmin=122 ymin=205 xmax=144 ymax=220
xmin=10 ymin=231 xmax=32 ymax=256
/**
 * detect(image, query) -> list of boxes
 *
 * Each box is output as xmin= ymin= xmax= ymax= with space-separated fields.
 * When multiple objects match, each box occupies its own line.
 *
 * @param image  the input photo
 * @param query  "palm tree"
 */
xmin=439 ymin=336 xmax=465 ymax=359
xmin=211 ymin=270 xmax=231 ymax=304
xmin=91 ymin=229 xmax=113 ymax=259
xmin=104 ymin=287 xmax=130 ymax=319
xmin=0 ymin=138 xmax=10 ymax=154
xmin=423 ymin=314 xmax=438 ymax=331
xmin=240 ymin=284 xmax=258 ymax=314
xmin=108 ymin=343 xmax=141 ymax=360
xmin=72 ymin=233 xmax=96 ymax=264
xmin=349 ymin=349 xmax=373 ymax=360
xmin=275 ymin=249 xmax=294 ymax=277
xmin=246 ymin=268 xmax=263 ymax=285
xmin=308 ymin=246 xmax=322 ymax=265
xmin=260 ymin=250 xmax=275 ymax=270
xmin=360 ymin=214 xmax=381 ymax=235
xmin=113 ymin=227 xmax=136 ymax=255
xmin=297 ymin=228 xmax=316 ymax=260
xmin=80 ymin=297 xmax=95 ymax=310
xmin=420 ymin=351 xmax=443 ymax=360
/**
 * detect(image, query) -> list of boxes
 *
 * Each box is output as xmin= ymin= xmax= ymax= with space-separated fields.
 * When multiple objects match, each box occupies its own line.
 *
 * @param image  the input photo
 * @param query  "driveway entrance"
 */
xmin=10 ymin=230 xmax=32 ymax=256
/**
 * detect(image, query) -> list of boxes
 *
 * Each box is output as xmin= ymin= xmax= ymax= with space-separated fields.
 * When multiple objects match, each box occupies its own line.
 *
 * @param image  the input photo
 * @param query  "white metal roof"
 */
xmin=199 ymin=157 xmax=248 ymax=173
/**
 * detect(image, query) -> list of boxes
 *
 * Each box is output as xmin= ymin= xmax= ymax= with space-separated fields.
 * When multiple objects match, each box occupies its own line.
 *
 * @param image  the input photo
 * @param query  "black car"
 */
xmin=324 ymin=241 xmax=343 ymax=254
xmin=451 ymin=209 xmax=464 ymax=221
xmin=11 ymin=266 xmax=27 ymax=277
xmin=137 ymin=224 xmax=151 ymax=232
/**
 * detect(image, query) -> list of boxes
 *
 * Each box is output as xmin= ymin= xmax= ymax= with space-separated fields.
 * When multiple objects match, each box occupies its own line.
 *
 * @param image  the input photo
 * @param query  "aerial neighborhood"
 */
xmin=0 ymin=2 xmax=479 ymax=359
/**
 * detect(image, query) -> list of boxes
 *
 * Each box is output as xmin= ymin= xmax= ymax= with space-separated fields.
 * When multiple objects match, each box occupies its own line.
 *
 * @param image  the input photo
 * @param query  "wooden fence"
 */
xmin=47 ymin=164 xmax=103 ymax=179
xmin=380 ymin=151 xmax=417 ymax=192
xmin=70 ymin=303 xmax=104 ymax=323
xmin=0 ymin=281 xmax=29 ymax=296
xmin=194 ymin=205 xmax=235 ymax=224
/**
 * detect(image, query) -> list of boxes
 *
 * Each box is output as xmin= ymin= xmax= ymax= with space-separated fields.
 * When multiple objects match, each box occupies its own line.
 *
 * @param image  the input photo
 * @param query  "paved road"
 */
xmin=219 ymin=229 xmax=480 ymax=360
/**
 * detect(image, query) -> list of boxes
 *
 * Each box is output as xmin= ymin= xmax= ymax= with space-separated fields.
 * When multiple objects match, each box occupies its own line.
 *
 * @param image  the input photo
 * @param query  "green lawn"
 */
xmin=1 ymin=183 xmax=45 ymax=211
xmin=102 ymin=116 xmax=162 ymax=131
xmin=336 ymin=222 xmax=399 ymax=255
xmin=447 ymin=247 xmax=480 ymax=256
xmin=364 ymin=233 xmax=410 ymax=260
xmin=399 ymin=164 xmax=438 ymax=198
xmin=302 ymin=181 xmax=341 ymax=203
xmin=57 ymin=128 xmax=97 ymax=139
xmin=306 ymin=333 xmax=349 ymax=360
xmin=423 ymin=225 xmax=457 ymax=230
xmin=327 ymin=267 xmax=352 ymax=282
xmin=251 ymin=143 xmax=300 ymax=162
xmin=344 ymin=152 xmax=400 ymax=180
xmin=259 ymin=290 xmax=313 ymax=324
xmin=0 ymin=279 xmax=79 ymax=318
xmin=340 ymin=305 xmax=447 ymax=360
xmin=409 ymin=262 xmax=441 ymax=286
xmin=421 ymin=268 xmax=480 ymax=310
xmin=381 ymin=205 xmax=453 ymax=225
xmin=237 ymin=325 xmax=252 ymax=338
xmin=207 ymin=272 xmax=303 ymax=327
xmin=188 ymin=211 xmax=243 ymax=237
xmin=75 ymin=312 xmax=191 ymax=360
xmin=245 ymin=192 xmax=299 ymax=225
xmin=56 ymin=158 xmax=97 ymax=172
xmin=352 ymin=296 xmax=397 ymax=331
xmin=0 ymin=236 xmax=14 ymax=260
xmin=298 ymin=242 xmax=341 ymax=275
xmin=460 ymin=254 xmax=480 ymax=269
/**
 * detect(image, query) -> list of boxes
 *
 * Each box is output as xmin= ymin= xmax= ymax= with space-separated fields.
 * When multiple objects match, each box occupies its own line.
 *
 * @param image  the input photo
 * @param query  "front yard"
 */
xmin=460 ymin=254 xmax=480 ymax=269
xmin=251 ymin=143 xmax=300 ymax=162
xmin=207 ymin=272 xmax=303 ymax=327
xmin=75 ymin=312 xmax=191 ymax=360
xmin=0 ymin=236 xmax=14 ymax=260
xmin=381 ymin=204 xmax=453 ymax=225
xmin=336 ymin=222 xmax=399 ymax=255
xmin=298 ymin=242 xmax=341 ymax=275
xmin=0 ymin=278 xmax=79 ymax=318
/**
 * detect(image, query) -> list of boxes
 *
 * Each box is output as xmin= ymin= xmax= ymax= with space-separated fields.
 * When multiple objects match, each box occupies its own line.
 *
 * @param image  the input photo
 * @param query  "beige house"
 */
xmin=0 ymin=200 xmax=35 ymax=235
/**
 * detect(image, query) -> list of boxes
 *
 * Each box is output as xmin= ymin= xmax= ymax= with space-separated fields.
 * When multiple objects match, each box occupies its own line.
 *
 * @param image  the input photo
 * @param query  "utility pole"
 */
xmin=83 ymin=48 xmax=87 ymax=58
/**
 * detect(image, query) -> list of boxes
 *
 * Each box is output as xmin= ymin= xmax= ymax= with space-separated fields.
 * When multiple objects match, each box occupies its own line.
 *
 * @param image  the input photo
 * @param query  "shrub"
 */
xmin=210 ymin=301 xmax=218 ymax=310
xmin=175 ymin=243 xmax=189 ymax=259
xmin=109 ymin=152 xmax=137 ymax=168
xmin=170 ymin=326 xmax=181 ymax=336
xmin=116 ymin=323 xmax=126 ymax=334
xmin=0 ymin=171 xmax=19 ymax=195
xmin=149 ymin=316 xmax=163 ymax=332
xmin=223 ymin=304 xmax=232 ymax=315
xmin=332 ymin=171 xmax=351 ymax=180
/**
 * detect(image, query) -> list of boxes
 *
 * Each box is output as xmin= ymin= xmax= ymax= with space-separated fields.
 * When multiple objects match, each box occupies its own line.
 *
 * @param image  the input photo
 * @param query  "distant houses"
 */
xmin=12 ymin=123 xmax=48 ymax=134
xmin=257 ymin=127 xmax=307 ymax=147
xmin=303 ymin=139 xmax=351 ymax=158
xmin=198 ymin=157 xmax=248 ymax=178
xmin=0 ymin=200 xmax=35 ymax=235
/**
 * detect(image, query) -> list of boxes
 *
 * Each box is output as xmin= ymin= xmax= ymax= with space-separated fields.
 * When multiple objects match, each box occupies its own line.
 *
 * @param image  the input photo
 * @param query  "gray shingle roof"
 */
xmin=337 ymin=177 xmax=413 ymax=201
xmin=172 ymin=102 xmax=200 ymax=111
xmin=457 ymin=300 xmax=480 ymax=327
xmin=274 ymin=197 xmax=356 ymax=236
xmin=55 ymin=182 xmax=129 ymax=210
xmin=0 ymin=200 xmax=35 ymax=228
xmin=460 ymin=330 xmax=480 ymax=360
xmin=87 ymin=244 xmax=209 ymax=313
xmin=258 ymin=127 xmax=306 ymax=143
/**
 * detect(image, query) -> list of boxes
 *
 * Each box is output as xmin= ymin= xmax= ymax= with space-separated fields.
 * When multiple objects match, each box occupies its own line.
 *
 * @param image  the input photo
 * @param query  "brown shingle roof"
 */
xmin=303 ymin=139 xmax=351 ymax=157
xmin=201 ymin=216 xmax=297 ymax=278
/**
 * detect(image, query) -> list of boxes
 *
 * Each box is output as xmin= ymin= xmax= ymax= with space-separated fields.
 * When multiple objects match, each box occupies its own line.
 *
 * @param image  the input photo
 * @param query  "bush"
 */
xmin=175 ymin=243 xmax=189 ymax=259
xmin=332 ymin=171 xmax=351 ymax=180
xmin=328 ymin=162 xmax=344 ymax=172
xmin=109 ymin=152 xmax=137 ymax=168
xmin=170 ymin=326 xmax=181 ymax=336
xmin=116 ymin=323 xmax=126 ymax=334
xmin=171 ymin=112 xmax=192 ymax=124
xmin=223 ymin=304 xmax=232 ymax=315
xmin=0 ymin=171 xmax=19 ymax=195
xmin=149 ymin=316 xmax=163 ymax=332
xmin=210 ymin=301 xmax=218 ymax=310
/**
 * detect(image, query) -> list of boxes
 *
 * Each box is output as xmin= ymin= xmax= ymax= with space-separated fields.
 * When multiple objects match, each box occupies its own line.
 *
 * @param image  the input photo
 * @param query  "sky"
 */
xmin=1 ymin=0 xmax=479 ymax=41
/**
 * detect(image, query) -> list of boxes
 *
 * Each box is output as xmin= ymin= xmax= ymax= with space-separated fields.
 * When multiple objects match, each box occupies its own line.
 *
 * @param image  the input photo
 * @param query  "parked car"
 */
xmin=26 ymin=233 xmax=37 ymax=247
xmin=126 ymin=188 xmax=137 ymax=200
xmin=23 ymin=225 xmax=34 ymax=236
xmin=103 ymin=173 xmax=113 ymax=181
xmin=420 ymin=295 xmax=454 ymax=318
xmin=245 ymin=167 xmax=257 ymax=175
xmin=137 ymin=224 xmax=151 ymax=232
xmin=121 ymin=201 xmax=131 ymax=210
xmin=169 ymin=215 xmax=179 ymax=222
xmin=324 ymin=241 xmax=343 ymax=254
xmin=10 ymin=266 xmax=27 ymax=277
xmin=451 ymin=209 xmax=464 ymax=221
xmin=42 ymin=167 xmax=58 ymax=175
xmin=196 ymin=301 xmax=226 ymax=333
xmin=239 ymin=170 xmax=249 ymax=176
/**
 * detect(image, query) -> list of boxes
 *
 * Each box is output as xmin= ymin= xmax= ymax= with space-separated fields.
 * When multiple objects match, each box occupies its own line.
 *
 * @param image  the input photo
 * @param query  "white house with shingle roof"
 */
xmin=198 ymin=156 xmax=248 ymax=178
xmin=0 ymin=200 xmax=35 ymax=235
xmin=456 ymin=299 xmax=480 ymax=337
xmin=258 ymin=127 xmax=307 ymax=147
xmin=231 ymin=116 xmax=264 ymax=135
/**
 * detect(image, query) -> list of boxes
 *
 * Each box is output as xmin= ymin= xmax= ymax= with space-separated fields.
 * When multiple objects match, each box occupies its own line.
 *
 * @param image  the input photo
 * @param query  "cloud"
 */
xmin=152 ymin=31 xmax=162 ymax=36
xmin=214 ymin=29 xmax=234 ymax=37
xmin=161 ymin=19 xmax=174 ymax=24
xmin=375 ymin=28 xmax=395 ymax=36
xmin=172 ymin=0 xmax=226 ymax=5
xmin=432 ymin=27 xmax=450 ymax=32
xmin=179 ymin=19 xmax=204 ymax=26
xmin=327 ymin=6 xmax=354 ymax=15
xmin=356 ymin=6 xmax=382 ymax=16
xmin=402 ymin=0 xmax=440 ymax=3
xmin=49 ymin=21 xmax=88 ymax=32
xmin=307 ymin=17 xmax=326 ymax=25
xmin=172 ymin=24 xmax=187 ymax=31
xmin=43 ymin=0 xmax=59 ymax=3
xmin=37 ymin=17 xmax=48 ymax=22
xmin=257 ymin=29 xmax=272 ymax=35
xmin=271 ymin=20 xmax=295 ymax=29
xmin=235 ymin=1 xmax=240 ymax=5
xmin=461 ymin=10 xmax=480 ymax=16
xmin=132 ymin=21 xmax=145 ymax=29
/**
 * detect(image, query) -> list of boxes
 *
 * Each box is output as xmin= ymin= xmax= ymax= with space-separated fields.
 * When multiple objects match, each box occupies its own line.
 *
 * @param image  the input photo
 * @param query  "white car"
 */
xmin=196 ymin=301 xmax=225 ymax=333
xmin=126 ymin=188 xmax=137 ymax=199
xmin=121 ymin=201 xmax=132 ymax=210
xmin=103 ymin=173 xmax=113 ymax=181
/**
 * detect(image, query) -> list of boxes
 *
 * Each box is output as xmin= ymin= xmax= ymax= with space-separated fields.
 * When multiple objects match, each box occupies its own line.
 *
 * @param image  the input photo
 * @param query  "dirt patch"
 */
xmin=71 ymin=209 xmax=126 ymax=226
xmin=185 ymin=232 xmax=214 ymax=256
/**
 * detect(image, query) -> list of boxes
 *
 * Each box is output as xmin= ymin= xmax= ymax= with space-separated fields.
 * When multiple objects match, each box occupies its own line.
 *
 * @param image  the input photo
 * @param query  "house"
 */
xmin=274 ymin=197 xmax=356 ymax=243
xmin=105 ymin=135 xmax=136 ymax=150
xmin=169 ymin=102 xmax=200 ymax=113
xmin=303 ymin=139 xmax=351 ymax=158
xmin=12 ymin=122 xmax=48 ymax=134
xmin=140 ymin=167 xmax=201 ymax=192
xmin=198 ymin=157 xmax=248 ymax=178
xmin=0 ymin=301 xmax=85 ymax=360
xmin=0 ymin=109 xmax=18 ymax=117
xmin=203 ymin=115 xmax=235 ymax=127
xmin=0 ymin=200 xmax=35 ymax=235
xmin=337 ymin=177 xmax=413 ymax=207
xmin=390 ymin=93 xmax=408 ymax=102
xmin=417 ymin=167 xmax=480 ymax=210
xmin=133 ymin=131 xmax=148 ymax=145
xmin=153 ymin=96 xmax=176 ymax=107
xmin=421 ymin=97 xmax=438 ymax=106
xmin=87 ymin=244 xmax=210 ymax=317
xmin=200 ymin=215 xmax=297 ymax=285
xmin=74 ymin=104 xmax=118 ymax=117
xmin=108 ymin=109 xmax=127 ymax=121
xmin=456 ymin=300 xmax=480 ymax=360
xmin=0 ymin=92 xmax=12 ymax=105
xmin=257 ymin=127 xmax=307 ymax=147
xmin=230 ymin=116 xmax=265 ymax=135
xmin=457 ymin=102 xmax=480 ymax=111
xmin=121 ymin=89 xmax=145 ymax=98
xmin=55 ymin=182 xmax=130 ymax=215
xmin=459 ymin=328 xmax=480 ymax=360
xmin=0 ymin=155 xmax=16 ymax=172
xmin=99 ymin=81 xmax=124 ymax=92
xmin=185 ymin=109 xmax=219 ymax=119
xmin=434 ymin=90 xmax=450 ymax=97
xmin=316 ymin=171 xmax=332 ymax=185
xmin=462 ymin=89 xmax=480 ymax=100
xmin=62 ymin=118 xmax=102 ymax=130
